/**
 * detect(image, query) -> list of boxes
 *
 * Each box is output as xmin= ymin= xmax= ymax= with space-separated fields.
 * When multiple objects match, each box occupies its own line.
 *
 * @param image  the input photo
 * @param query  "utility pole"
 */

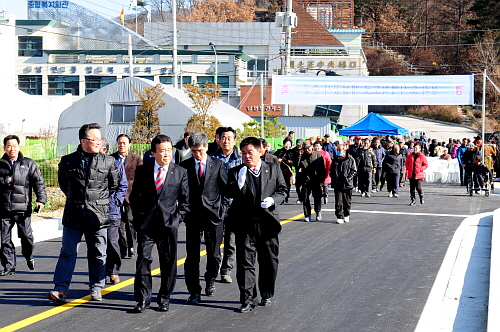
xmin=284 ymin=0 xmax=293 ymax=77
xmin=277 ymin=0 xmax=296 ymax=116
xmin=172 ymin=0 xmax=178 ymax=88
xmin=209 ymin=42 xmax=218 ymax=85
xmin=260 ymin=73 xmax=264 ymax=138
xmin=128 ymin=34 xmax=133 ymax=77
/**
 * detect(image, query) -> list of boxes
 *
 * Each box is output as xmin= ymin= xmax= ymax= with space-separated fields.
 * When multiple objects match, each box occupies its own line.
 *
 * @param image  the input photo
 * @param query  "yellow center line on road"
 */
xmin=0 ymin=212 xmax=304 ymax=332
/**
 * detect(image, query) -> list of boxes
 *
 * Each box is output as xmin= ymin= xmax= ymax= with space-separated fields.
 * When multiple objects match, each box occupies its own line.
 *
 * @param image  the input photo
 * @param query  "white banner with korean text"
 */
xmin=271 ymin=75 xmax=474 ymax=105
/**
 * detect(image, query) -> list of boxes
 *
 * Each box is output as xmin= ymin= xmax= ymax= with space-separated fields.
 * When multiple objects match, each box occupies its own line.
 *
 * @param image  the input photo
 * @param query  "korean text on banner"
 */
xmin=271 ymin=75 xmax=474 ymax=106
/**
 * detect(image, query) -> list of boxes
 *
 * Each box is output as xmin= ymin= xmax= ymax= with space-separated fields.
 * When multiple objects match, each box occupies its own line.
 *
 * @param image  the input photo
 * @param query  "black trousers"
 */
xmin=1 ymin=212 xmax=34 ymax=270
xmin=134 ymin=226 xmax=178 ymax=305
xmin=409 ymin=178 xmax=424 ymax=199
xmin=386 ymin=173 xmax=401 ymax=195
xmin=235 ymin=222 xmax=279 ymax=305
xmin=184 ymin=217 xmax=223 ymax=295
xmin=119 ymin=201 xmax=136 ymax=253
xmin=358 ymin=171 xmax=373 ymax=194
xmin=295 ymin=175 xmax=304 ymax=202
xmin=334 ymin=189 xmax=352 ymax=219
xmin=302 ymin=184 xmax=322 ymax=217
xmin=220 ymin=215 xmax=236 ymax=276
xmin=372 ymin=167 xmax=383 ymax=190
xmin=106 ymin=218 xmax=122 ymax=276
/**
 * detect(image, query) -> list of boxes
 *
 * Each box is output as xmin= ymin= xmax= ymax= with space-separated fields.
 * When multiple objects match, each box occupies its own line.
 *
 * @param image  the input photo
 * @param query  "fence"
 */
xmin=24 ymin=139 xmax=325 ymax=188
xmin=26 ymin=144 xmax=151 ymax=188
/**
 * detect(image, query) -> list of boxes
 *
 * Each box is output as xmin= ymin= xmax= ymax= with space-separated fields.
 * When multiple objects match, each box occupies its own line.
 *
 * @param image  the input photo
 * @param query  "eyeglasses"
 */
xmin=84 ymin=138 xmax=102 ymax=144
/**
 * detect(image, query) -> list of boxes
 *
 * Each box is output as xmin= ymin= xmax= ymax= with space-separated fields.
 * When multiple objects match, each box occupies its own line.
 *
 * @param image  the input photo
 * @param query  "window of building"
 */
xmin=48 ymin=76 xmax=80 ymax=95
xmin=160 ymin=76 xmax=192 ymax=86
xmin=85 ymin=76 xmax=117 ymax=95
xmin=110 ymin=103 xmax=141 ymax=123
xmin=18 ymin=36 xmax=43 ymax=57
xmin=196 ymin=76 xmax=229 ymax=88
xmin=18 ymin=75 xmax=42 ymax=95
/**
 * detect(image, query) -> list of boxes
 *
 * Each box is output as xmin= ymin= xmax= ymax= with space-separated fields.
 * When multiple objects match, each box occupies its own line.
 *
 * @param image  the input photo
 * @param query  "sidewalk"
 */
xmin=415 ymin=211 xmax=495 ymax=331
xmin=11 ymin=217 xmax=63 ymax=247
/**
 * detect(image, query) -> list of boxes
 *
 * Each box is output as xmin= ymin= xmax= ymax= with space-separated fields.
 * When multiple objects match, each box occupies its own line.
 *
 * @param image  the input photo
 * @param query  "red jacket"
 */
xmin=405 ymin=152 xmax=428 ymax=180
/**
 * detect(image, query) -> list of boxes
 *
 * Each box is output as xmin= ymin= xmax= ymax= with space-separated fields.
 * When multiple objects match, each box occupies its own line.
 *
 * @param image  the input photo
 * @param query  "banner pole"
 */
xmin=482 ymin=69 xmax=486 ymax=163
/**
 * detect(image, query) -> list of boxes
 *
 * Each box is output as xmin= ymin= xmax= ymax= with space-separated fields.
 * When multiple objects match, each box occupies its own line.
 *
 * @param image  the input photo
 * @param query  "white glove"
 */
xmin=260 ymin=197 xmax=274 ymax=209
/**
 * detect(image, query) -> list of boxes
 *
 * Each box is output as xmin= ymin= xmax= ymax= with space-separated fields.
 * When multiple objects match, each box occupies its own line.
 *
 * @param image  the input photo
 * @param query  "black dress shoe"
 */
xmin=134 ymin=301 xmax=150 ymax=313
xmin=27 ymin=259 xmax=35 ymax=271
xmin=157 ymin=301 xmax=169 ymax=312
xmin=205 ymin=280 xmax=215 ymax=296
xmin=236 ymin=303 xmax=255 ymax=313
xmin=259 ymin=298 xmax=272 ymax=306
xmin=186 ymin=293 xmax=202 ymax=305
xmin=0 ymin=268 xmax=15 ymax=276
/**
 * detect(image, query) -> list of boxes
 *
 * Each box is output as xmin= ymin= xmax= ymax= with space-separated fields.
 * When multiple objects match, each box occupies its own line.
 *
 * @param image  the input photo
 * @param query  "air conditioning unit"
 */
xmin=276 ymin=12 xmax=298 ymax=28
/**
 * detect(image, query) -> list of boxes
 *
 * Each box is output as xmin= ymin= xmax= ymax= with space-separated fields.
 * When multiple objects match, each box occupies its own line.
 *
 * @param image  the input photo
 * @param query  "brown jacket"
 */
xmin=111 ymin=151 xmax=142 ymax=202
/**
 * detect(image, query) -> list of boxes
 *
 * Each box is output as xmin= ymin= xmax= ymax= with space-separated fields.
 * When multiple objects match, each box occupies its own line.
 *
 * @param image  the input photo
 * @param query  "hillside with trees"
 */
xmin=356 ymin=0 xmax=500 ymax=130
xmin=125 ymin=0 xmax=499 ymax=130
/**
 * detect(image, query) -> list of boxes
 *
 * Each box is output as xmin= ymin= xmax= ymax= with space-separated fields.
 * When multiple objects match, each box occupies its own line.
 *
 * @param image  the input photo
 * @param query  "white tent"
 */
xmin=57 ymin=77 xmax=253 ymax=146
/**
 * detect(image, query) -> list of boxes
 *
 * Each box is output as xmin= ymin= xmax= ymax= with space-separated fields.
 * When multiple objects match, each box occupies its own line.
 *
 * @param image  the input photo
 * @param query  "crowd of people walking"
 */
xmin=0 ymin=125 xmax=497 ymax=315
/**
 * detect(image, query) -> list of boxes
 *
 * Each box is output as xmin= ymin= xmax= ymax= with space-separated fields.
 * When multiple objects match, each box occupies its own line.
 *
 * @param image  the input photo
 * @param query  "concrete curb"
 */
xmin=487 ymin=208 xmax=500 ymax=332
xmin=414 ymin=211 xmax=492 ymax=332
xmin=12 ymin=218 xmax=63 ymax=247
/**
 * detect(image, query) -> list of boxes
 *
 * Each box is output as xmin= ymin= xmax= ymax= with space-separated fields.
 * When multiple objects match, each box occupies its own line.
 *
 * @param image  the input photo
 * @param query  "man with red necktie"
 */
xmin=130 ymin=134 xmax=189 ymax=313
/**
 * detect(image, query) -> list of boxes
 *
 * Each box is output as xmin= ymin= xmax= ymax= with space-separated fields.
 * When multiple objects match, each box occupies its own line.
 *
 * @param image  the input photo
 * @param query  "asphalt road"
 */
xmin=1 ymin=183 xmax=498 ymax=332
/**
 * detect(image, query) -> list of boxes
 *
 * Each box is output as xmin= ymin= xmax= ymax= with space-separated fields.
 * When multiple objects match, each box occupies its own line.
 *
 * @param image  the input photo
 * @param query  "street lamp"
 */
xmin=209 ymin=42 xmax=218 ymax=85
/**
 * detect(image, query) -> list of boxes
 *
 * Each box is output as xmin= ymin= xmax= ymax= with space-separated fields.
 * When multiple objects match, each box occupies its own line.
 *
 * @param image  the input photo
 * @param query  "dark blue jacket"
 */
xmin=109 ymin=160 xmax=127 ymax=221
xmin=323 ymin=142 xmax=337 ymax=160
xmin=372 ymin=146 xmax=386 ymax=168
xmin=210 ymin=147 xmax=242 ymax=172
xmin=457 ymin=145 xmax=467 ymax=164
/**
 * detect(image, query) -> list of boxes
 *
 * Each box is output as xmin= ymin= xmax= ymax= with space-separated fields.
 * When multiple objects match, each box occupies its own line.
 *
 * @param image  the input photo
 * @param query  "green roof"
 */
xmin=43 ymin=49 xmax=245 ymax=56
xmin=16 ymin=20 xmax=58 ymax=27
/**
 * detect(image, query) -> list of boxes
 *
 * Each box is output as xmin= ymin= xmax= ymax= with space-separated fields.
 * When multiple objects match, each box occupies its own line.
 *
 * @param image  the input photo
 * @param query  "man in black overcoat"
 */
xmin=226 ymin=137 xmax=287 ymax=313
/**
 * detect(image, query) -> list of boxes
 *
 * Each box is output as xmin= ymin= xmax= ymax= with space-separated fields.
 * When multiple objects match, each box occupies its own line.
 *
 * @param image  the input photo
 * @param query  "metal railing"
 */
xmin=362 ymin=38 xmax=423 ymax=75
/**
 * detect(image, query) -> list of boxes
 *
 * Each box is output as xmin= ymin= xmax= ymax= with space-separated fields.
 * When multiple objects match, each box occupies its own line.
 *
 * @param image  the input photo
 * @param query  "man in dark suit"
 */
xmin=111 ymin=134 xmax=142 ymax=259
xmin=180 ymin=132 xmax=229 ymax=305
xmin=226 ymin=137 xmax=287 ymax=313
xmin=130 ymin=135 xmax=189 ymax=313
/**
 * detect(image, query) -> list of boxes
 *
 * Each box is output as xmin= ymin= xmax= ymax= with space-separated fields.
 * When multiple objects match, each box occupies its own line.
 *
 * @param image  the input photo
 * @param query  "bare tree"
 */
xmin=182 ymin=0 xmax=256 ymax=22
xmin=130 ymin=84 xmax=165 ymax=144
xmin=37 ymin=124 xmax=57 ymax=158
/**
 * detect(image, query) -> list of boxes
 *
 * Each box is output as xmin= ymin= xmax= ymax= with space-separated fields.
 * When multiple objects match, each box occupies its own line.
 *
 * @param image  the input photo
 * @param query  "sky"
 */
xmin=3 ymin=0 xmax=134 ymax=20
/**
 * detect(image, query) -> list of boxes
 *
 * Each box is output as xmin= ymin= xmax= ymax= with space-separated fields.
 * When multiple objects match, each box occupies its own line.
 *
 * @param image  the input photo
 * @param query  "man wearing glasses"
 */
xmin=48 ymin=123 xmax=119 ymax=303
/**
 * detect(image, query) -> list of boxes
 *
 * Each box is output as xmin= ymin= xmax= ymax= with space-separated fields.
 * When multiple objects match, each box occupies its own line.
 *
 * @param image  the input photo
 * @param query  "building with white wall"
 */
xmin=14 ymin=0 xmax=368 ymax=129
xmin=0 ymin=14 xmax=71 ymax=139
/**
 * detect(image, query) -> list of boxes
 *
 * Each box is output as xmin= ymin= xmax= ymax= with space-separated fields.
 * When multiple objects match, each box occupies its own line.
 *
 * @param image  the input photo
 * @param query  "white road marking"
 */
xmin=321 ymin=209 xmax=469 ymax=218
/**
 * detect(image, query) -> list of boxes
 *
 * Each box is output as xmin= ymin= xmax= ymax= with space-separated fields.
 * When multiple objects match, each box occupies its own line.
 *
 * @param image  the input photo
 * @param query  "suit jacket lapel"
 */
xmin=204 ymin=156 xmax=213 ymax=185
xmin=259 ymin=162 xmax=271 ymax=201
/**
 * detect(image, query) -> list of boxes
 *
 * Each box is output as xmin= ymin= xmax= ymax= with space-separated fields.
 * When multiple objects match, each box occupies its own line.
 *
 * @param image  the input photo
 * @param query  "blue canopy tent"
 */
xmin=339 ymin=113 xmax=409 ymax=136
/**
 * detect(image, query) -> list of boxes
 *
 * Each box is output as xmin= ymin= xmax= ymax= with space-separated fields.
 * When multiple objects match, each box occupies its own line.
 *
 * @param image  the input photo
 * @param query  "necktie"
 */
xmin=198 ymin=161 xmax=205 ymax=185
xmin=156 ymin=167 xmax=165 ymax=194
